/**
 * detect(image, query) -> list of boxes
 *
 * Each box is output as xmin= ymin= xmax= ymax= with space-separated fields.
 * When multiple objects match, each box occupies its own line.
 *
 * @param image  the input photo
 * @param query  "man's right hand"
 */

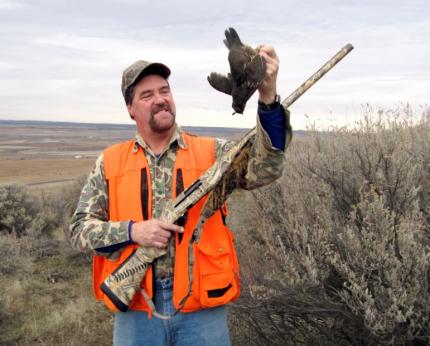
xmin=130 ymin=220 xmax=184 ymax=248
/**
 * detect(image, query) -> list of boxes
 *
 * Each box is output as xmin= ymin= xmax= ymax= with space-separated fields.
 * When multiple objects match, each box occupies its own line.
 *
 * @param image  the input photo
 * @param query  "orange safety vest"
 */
xmin=92 ymin=133 xmax=240 ymax=313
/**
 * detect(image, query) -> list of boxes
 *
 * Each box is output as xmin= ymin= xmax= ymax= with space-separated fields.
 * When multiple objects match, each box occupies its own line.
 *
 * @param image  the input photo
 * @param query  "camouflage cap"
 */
xmin=121 ymin=60 xmax=171 ymax=98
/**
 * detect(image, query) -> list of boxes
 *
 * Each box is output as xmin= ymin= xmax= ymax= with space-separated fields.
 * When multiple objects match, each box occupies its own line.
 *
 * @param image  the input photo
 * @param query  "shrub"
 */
xmin=0 ymin=184 xmax=38 ymax=237
xmin=230 ymin=106 xmax=430 ymax=345
xmin=37 ymin=175 xmax=87 ymax=237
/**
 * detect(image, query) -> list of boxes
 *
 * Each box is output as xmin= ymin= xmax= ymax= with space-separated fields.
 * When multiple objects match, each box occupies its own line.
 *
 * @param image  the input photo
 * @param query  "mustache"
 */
xmin=151 ymin=103 xmax=171 ymax=116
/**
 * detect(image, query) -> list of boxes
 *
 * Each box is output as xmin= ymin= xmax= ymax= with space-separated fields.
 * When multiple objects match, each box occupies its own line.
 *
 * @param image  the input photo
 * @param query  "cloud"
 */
xmin=0 ymin=0 xmax=429 ymax=129
xmin=0 ymin=0 xmax=30 ymax=10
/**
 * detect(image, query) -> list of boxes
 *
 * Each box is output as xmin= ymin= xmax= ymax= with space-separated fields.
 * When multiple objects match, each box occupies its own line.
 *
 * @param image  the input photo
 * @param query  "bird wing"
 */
xmin=207 ymin=72 xmax=233 ymax=95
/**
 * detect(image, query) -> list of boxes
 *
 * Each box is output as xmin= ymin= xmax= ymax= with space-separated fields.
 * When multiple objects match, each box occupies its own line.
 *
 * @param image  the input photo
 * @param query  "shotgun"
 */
xmin=101 ymin=42 xmax=354 ymax=313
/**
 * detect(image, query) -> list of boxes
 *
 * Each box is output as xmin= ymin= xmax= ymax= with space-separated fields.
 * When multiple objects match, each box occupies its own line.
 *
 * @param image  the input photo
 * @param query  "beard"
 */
xmin=149 ymin=103 xmax=176 ymax=133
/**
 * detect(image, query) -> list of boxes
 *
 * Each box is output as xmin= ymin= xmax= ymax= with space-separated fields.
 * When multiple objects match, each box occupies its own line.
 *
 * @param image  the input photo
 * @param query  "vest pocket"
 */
xmin=196 ymin=235 xmax=239 ymax=307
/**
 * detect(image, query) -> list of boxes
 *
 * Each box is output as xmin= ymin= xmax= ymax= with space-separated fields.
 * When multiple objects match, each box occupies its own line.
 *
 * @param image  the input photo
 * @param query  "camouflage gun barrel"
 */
xmin=101 ymin=43 xmax=354 ymax=312
xmin=281 ymin=43 xmax=353 ymax=109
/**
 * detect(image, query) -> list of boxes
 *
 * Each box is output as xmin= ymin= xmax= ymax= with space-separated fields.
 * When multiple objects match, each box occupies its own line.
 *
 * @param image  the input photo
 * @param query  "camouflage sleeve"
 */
xmin=244 ymin=108 xmax=291 ymax=189
xmin=215 ymin=108 xmax=292 ymax=190
xmin=69 ymin=153 xmax=131 ymax=253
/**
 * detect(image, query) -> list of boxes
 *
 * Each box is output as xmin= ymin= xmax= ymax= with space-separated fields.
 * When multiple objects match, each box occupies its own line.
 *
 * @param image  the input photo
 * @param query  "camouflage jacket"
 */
xmin=70 ymin=109 xmax=291 ymax=278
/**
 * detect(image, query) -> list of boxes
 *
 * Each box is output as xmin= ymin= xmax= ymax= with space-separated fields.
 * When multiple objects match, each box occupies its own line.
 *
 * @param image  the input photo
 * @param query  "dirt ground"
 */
xmin=0 ymin=121 xmax=134 ymax=189
xmin=0 ymin=121 xmax=245 ymax=189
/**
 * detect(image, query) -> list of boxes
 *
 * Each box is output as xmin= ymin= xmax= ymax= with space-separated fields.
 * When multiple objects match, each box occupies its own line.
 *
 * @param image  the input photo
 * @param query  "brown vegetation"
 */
xmin=229 ymin=105 xmax=430 ymax=345
xmin=0 ymin=179 xmax=113 ymax=345
xmin=0 ymin=106 xmax=429 ymax=345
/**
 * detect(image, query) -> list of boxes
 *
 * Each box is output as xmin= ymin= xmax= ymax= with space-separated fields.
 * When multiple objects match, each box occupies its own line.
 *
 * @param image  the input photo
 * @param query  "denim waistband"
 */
xmin=155 ymin=275 xmax=173 ymax=290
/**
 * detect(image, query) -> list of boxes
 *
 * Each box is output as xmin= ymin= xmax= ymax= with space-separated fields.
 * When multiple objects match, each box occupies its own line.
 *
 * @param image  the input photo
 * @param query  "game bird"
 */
xmin=208 ymin=27 xmax=267 ymax=114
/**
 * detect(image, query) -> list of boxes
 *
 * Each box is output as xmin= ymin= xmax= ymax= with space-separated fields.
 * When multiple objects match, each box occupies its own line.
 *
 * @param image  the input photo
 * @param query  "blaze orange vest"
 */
xmin=92 ymin=133 xmax=240 ymax=313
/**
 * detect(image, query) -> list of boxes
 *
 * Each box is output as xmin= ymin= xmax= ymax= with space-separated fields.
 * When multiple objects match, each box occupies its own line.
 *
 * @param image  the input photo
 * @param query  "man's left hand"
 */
xmin=257 ymin=45 xmax=279 ymax=104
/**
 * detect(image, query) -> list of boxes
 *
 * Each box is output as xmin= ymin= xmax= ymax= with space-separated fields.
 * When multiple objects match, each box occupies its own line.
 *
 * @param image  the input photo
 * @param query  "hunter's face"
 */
xmin=127 ymin=74 xmax=176 ymax=135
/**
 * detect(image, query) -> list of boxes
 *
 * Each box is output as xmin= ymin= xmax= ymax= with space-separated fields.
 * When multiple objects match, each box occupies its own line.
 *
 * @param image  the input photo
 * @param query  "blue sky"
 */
xmin=0 ymin=0 xmax=428 ymax=129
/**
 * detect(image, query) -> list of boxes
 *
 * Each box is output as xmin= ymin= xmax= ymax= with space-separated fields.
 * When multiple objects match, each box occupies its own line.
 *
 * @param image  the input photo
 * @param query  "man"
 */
xmin=70 ymin=44 xmax=291 ymax=346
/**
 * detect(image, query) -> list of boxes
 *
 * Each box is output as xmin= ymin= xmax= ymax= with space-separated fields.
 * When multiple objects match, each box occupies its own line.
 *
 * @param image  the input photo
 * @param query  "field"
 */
xmin=0 ymin=120 xmax=247 ymax=189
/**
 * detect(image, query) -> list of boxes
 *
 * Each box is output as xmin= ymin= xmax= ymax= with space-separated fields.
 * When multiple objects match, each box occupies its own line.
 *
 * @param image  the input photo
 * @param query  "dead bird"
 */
xmin=208 ymin=27 xmax=266 ymax=114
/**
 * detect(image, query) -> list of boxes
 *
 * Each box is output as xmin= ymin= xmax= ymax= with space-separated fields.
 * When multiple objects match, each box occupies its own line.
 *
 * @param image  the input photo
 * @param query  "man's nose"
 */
xmin=153 ymin=93 xmax=166 ymax=104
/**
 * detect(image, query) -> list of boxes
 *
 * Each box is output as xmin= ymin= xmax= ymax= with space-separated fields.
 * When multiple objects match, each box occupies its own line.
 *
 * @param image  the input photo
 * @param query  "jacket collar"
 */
xmin=133 ymin=125 xmax=188 ymax=154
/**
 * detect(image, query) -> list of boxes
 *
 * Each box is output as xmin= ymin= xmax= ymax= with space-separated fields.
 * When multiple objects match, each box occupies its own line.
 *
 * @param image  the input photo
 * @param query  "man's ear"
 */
xmin=127 ymin=104 xmax=135 ymax=120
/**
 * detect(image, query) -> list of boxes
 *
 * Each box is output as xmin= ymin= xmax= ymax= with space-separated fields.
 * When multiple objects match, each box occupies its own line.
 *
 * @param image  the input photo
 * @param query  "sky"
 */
xmin=0 ymin=0 xmax=428 ymax=130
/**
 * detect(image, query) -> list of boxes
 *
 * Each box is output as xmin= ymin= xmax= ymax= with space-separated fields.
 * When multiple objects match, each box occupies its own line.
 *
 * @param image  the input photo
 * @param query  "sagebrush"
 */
xmin=230 ymin=105 xmax=430 ymax=345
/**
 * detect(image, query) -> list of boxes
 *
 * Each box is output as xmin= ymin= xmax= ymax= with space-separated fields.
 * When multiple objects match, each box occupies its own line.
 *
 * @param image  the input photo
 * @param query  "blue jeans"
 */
xmin=113 ymin=277 xmax=231 ymax=346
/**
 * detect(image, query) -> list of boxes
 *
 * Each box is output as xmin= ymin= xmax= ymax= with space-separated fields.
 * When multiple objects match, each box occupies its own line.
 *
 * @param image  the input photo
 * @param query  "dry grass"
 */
xmin=0 ymin=233 xmax=113 ymax=345
xmin=0 ymin=158 xmax=94 ymax=186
